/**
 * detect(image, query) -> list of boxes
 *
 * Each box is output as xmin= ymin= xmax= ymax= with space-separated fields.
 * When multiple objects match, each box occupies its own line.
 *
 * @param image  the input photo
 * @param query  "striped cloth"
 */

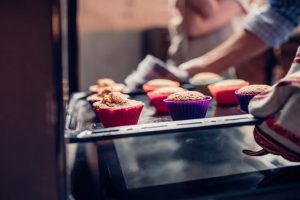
xmin=244 ymin=0 xmax=300 ymax=47
xmin=244 ymin=47 xmax=300 ymax=161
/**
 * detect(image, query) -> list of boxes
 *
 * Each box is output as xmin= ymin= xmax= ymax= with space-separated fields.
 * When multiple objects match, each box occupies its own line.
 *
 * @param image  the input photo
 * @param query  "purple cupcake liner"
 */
xmin=164 ymin=96 xmax=211 ymax=121
xmin=235 ymin=92 xmax=256 ymax=113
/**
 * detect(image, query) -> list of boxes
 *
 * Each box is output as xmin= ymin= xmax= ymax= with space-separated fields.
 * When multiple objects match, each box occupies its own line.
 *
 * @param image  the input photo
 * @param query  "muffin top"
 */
xmin=89 ymin=83 xmax=125 ymax=93
xmin=97 ymin=78 xmax=115 ymax=87
xmin=87 ymin=93 xmax=103 ymax=102
xmin=213 ymin=79 xmax=247 ymax=87
xmin=112 ymin=83 xmax=126 ymax=92
xmin=145 ymin=79 xmax=179 ymax=87
xmin=237 ymin=84 xmax=271 ymax=94
xmin=97 ymin=87 xmax=113 ymax=96
xmin=89 ymin=85 xmax=100 ymax=93
xmin=152 ymin=87 xmax=185 ymax=94
xmin=191 ymin=72 xmax=222 ymax=83
xmin=87 ymin=87 xmax=112 ymax=101
xmin=166 ymin=91 xmax=206 ymax=101
xmin=93 ymin=92 xmax=141 ymax=108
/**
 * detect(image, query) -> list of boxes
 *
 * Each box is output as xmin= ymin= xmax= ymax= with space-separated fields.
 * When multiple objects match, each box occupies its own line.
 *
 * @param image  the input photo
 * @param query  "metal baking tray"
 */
xmin=65 ymin=90 xmax=262 ymax=143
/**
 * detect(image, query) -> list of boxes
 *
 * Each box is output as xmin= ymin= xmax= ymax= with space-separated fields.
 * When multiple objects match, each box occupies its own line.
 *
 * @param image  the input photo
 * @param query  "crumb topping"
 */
xmin=191 ymin=72 xmax=221 ymax=83
xmin=101 ymin=92 xmax=129 ymax=106
xmin=97 ymin=87 xmax=113 ymax=97
xmin=237 ymin=84 xmax=271 ymax=94
xmin=93 ymin=92 xmax=142 ymax=108
xmin=89 ymin=85 xmax=100 ymax=93
xmin=87 ymin=94 xmax=103 ymax=102
xmin=166 ymin=91 xmax=206 ymax=101
xmin=146 ymin=79 xmax=179 ymax=86
xmin=97 ymin=78 xmax=115 ymax=87
xmin=152 ymin=87 xmax=185 ymax=94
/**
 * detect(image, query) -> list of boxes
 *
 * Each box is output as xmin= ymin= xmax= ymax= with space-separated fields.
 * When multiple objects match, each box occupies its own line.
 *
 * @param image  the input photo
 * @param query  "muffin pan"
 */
xmin=65 ymin=90 xmax=262 ymax=143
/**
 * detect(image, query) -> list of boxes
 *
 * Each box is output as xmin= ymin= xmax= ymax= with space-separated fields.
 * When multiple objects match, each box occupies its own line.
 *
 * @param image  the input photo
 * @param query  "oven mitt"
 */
xmin=124 ymin=55 xmax=189 ymax=90
xmin=243 ymin=47 xmax=300 ymax=161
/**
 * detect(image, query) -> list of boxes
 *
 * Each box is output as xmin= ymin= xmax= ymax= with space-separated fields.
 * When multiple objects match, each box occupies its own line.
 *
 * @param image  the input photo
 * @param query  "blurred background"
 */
xmin=77 ymin=0 xmax=300 ymax=91
xmin=78 ymin=0 xmax=169 ymax=90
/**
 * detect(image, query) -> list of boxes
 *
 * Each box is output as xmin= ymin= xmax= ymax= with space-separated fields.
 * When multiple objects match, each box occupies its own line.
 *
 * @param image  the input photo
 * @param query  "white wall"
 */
xmin=79 ymin=31 xmax=141 ymax=90
xmin=78 ymin=0 xmax=168 ymax=91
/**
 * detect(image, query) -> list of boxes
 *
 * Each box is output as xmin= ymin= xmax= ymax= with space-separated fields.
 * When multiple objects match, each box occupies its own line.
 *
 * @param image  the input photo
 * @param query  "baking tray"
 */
xmin=65 ymin=90 xmax=262 ymax=143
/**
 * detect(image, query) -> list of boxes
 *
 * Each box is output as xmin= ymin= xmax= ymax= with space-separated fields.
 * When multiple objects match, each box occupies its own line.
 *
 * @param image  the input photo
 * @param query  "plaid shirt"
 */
xmin=244 ymin=0 xmax=300 ymax=47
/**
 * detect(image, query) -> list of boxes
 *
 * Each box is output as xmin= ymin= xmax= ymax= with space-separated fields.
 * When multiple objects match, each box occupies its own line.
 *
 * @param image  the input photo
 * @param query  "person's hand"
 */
xmin=178 ymin=57 xmax=207 ymax=76
xmin=243 ymin=48 xmax=300 ymax=161
xmin=125 ymin=55 xmax=189 ymax=90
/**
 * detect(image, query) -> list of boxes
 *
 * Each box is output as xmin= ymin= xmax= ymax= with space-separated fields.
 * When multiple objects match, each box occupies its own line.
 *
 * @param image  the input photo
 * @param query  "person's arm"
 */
xmin=179 ymin=29 xmax=267 ymax=76
xmin=186 ymin=0 xmax=219 ymax=18
xmin=180 ymin=1 xmax=300 ymax=75
xmin=182 ymin=0 xmax=244 ymax=38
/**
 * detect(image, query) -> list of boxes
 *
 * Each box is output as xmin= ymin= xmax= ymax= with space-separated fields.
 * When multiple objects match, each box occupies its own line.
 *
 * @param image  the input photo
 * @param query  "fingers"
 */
xmin=179 ymin=62 xmax=206 ymax=77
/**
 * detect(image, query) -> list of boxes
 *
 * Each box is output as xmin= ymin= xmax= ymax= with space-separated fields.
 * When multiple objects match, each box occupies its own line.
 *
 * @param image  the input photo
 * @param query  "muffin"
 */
xmin=208 ymin=79 xmax=249 ymax=106
xmin=163 ymin=91 xmax=211 ymax=120
xmin=89 ymin=78 xmax=125 ymax=93
xmin=93 ymin=92 xmax=144 ymax=128
xmin=97 ymin=78 xmax=115 ymax=87
xmin=190 ymin=72 xmax=223 ymax=95
xmin=147 ymin=87 xmax=186 ymax=114
xmin=235 ymin=84 xmax=271 ymax=112
xmin=143 ymin=79 xmax=180 ymax=92
xmin=87 ymin=87 xmax=113 ymax=105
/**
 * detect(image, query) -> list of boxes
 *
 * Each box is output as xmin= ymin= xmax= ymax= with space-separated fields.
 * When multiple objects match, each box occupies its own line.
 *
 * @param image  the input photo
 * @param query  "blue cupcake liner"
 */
xmin=164 ymin=96 xmax=211 ymax=121
xmin=235 ymin=92 xmax=256 ymax=113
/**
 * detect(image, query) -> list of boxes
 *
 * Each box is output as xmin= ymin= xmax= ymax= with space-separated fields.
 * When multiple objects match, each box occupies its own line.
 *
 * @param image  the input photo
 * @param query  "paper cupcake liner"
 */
xmin=235 ymin=92 xmax=256 ymax=113
xmin=164 ymin=97 xmax=211 ymax=120
xmin=208 ymin=83 xmax=249 ymax=106
xmin=147 ymin=92 xmax=169 ymax=114
xmin=94 ymin=104 xmax=144 ymax=128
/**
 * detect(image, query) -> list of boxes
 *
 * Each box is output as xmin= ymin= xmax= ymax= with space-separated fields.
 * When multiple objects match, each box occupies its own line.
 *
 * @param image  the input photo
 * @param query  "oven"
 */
xmin=1 ymin=1 xmax=300 ymax=200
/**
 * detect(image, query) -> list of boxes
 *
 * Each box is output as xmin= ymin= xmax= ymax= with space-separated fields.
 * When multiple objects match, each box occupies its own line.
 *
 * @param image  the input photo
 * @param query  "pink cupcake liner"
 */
xmin=208 ymin=82 xmax=249 ymax=106
xmin=94 ymin=104 xmax=144 ymax=128
xmin=147 ymin=92 xmax=170 ymax=114
xmin=143 ymin=82 xmax=180 ymax=93
xmin=235 ymin=92 xmax=256 ymax=113
xmin=164 ymin=96 xmax=211 ymax=121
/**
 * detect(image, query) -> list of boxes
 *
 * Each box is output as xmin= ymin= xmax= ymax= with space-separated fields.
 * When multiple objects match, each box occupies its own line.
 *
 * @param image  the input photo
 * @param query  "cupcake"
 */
xmin=147 ymin=87 xmax=186 ymax=114
xmin=143 ymin=79 xmax=180 ymax=93
xmin=164 ymin=91 xmax=211 ymax=120
xmin=93 ymin=92 xmax=144 ymax=128
xmin=87 ymin=87 xmax=113 ymax=105
xmin=190 ymin=72 xmax=223 ymax=95
xmin=97 ymin=78 xmax=115 ymax=87
xmin=208 ymin=79 xmax=249 ymax=106
xmin=235 ymin=84 xmax=271 ymax=112
xmin=89 ymin=78 xmax=125 ymax=93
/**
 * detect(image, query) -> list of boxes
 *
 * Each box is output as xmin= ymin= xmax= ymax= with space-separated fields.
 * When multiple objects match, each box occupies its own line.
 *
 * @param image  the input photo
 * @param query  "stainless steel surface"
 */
xmin=65 ymin=92 xmax=261 ymax=143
